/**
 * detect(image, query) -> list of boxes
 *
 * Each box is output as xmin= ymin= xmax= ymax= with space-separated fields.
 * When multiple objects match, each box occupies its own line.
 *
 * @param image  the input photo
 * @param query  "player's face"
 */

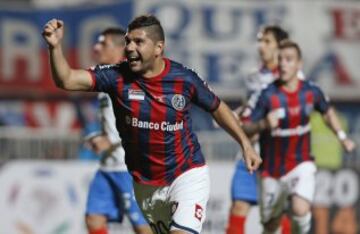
xmin=93 ymin=35 xmax=124 ymax=64
xmin=279 ymin=47 xmax=302 ymax=82
xmin=257 ymin=32 xmax=278 ymax=65
xmin=125 ymin=28 xmax=163 ymax=74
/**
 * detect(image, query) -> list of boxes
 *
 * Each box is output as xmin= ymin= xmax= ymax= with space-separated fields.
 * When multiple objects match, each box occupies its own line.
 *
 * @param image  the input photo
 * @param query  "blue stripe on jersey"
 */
xmin=164 ymin=78 xmax=178 ymax=184
xmin=296 ymin=89 xmax=308 ymax=164
xmin=137 ymin=90 xmax=153 ymax=181
xmin=180 ymin=113 xmax=192 ymax=173
xmin=278 ymin=92 xmax=290 ymax=176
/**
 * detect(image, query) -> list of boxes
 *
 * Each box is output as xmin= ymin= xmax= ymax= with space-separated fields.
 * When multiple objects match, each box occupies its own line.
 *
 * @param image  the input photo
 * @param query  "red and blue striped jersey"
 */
xmin=88 ymin=58 xmax=220 ymax=186
xmin=242 ymin=79 xmax=330 ymax=177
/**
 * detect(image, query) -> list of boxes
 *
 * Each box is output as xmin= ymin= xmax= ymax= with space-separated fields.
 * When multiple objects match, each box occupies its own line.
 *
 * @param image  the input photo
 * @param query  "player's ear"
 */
xmin=155 ymin=40 xmax=164 ymax=56
xmin=298 ymin=58 xmax=303 ymax=70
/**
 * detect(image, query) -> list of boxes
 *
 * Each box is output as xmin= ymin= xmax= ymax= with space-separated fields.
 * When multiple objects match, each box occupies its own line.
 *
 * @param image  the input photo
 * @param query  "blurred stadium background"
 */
xmin=0 ymin=0 xmax=359 ymax=233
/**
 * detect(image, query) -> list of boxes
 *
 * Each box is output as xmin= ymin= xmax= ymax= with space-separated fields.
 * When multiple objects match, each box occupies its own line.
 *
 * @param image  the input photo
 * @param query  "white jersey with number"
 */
xmin=98 ymin=92 xmax=127 ymax=172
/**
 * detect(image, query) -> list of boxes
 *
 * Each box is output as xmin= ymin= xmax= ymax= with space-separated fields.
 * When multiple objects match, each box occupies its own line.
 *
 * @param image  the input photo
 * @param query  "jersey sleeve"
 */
xmin=97 ymin=92 xmax=121 ymax=144
xmin=190 ymin=72 xmax=220 ymax=112
xmin=241 ymin=90 xmax=268 ymax=123
xmin=312 ymin=84 xmax=330 ymax=114
xmin=87 ymin=64 xmax=120 ymax=93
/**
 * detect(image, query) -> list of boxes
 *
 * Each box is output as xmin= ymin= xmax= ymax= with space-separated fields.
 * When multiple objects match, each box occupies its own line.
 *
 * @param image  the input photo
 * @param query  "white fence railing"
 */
xmin=0 ymin=127 xmax=359 ymax=167
xmin=0 ymin=127 xmax=81 ymax=161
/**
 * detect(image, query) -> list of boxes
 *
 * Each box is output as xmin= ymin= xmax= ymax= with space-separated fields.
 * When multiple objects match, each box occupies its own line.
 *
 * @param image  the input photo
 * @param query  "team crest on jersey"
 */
xmin=171 ymin=94 xmax=186 ymax=111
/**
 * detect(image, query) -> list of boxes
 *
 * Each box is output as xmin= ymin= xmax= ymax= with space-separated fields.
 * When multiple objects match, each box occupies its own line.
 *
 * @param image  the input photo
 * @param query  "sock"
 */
xmin=280 ymin=215 xmax=291 ymax=234
xmin=226 ymin=214 xmax=246 ymax=234
xmin=89 ymin=227 xmax=108 ymax=234
xmin=293 ymin=213 xmax=311 ymax=234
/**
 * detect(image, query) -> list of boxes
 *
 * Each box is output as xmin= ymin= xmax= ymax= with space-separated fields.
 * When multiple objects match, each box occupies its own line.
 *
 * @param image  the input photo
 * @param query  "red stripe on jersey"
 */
xmin=284 ymin=91 xmax=302 ymax=173
xmin=147 ymin=81 xmax=166 ymax=183
xmin=173 ymin=78 xmax=187 ymax=177
xmin=127 ymin=82 xmax=142 ymax=182
xmin=269 ymin=95 xmax=281 ymax=176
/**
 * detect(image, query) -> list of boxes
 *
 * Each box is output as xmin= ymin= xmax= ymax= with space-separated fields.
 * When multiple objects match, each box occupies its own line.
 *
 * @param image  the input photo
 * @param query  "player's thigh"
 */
xmin=169 ymin=166 xmax=210 ymax=234
xmin=259 ymin=176 xmax=286 ymax=224
xmin=133 ymin=181 xmax=171 ymax=234
xmin=231 ymin=160 xmax=258 ymax=205
xmin=86 ymin=170 xmax=120 ymax=220
xmin=285 ymin=161 xmax=317 ymax=203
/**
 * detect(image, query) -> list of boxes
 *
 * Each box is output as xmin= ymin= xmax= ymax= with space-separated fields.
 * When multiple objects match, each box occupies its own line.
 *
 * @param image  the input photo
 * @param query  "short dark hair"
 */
xmin=260 ymin=25 xmax=289 ymax=45
xmin=128 ymin=15 xmax=165 ymax=42
xmin=100 ymin=27 xmax=126 ymax=46
xmin=279 ymin=39 xmax=302 ymax=59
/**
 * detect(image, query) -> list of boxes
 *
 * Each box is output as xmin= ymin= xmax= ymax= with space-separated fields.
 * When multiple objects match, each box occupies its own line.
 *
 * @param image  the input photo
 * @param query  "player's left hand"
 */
xmin=342 ymin=138 xmax=356 ymax=153
xmin=243 ymin=146 xmax=262 ymax=174
xmin=86 ymin=135 xmax=112 ymax=154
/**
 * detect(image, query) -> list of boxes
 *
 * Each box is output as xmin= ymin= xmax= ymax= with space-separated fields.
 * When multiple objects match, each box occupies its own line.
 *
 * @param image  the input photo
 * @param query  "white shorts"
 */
xmin=260 ymin=161 xmax=317 ymax=223
xmin=133 ymin=165 xmax=210 ymax=234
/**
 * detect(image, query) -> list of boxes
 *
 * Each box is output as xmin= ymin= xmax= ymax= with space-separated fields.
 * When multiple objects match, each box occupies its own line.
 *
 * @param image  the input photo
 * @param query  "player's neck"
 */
xmin=282 ymin=77 xmax=299 ymax=92
xmin=142 ymin=57 xmax=166 ymax=79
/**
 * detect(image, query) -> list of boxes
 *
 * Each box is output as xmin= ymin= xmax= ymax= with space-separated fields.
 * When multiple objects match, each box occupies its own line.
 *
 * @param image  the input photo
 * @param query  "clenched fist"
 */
xmin=42 ymin=19 xmax=64 ymax=48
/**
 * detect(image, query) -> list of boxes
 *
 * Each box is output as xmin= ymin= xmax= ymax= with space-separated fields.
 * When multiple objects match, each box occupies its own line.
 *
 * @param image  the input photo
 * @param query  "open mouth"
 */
xmin=127 ymin=55 xmax=141 ymax=65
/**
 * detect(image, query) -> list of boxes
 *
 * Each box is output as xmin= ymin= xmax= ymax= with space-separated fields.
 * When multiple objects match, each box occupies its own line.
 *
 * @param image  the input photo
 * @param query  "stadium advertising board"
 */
xmin=0 ymin=0 xmax=359 ymax=99
xmin=0 ymin=161 xmax=358 ymax=234
xmin=0 ymin=1 xmax=132 ymax=96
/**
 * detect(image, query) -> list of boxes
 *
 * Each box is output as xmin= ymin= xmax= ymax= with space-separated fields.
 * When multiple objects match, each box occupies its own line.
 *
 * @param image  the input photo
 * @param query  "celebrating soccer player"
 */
xmin=42 ymin=15 xmax=261 ymax=234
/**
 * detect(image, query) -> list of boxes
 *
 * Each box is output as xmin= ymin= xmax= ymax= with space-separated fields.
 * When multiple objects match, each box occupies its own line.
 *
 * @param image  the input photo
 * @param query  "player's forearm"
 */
xmin=242 ymin=119 xmax=268 ymax=137
xmin=49 ymin=45 xmax=72 ymax=89
xmin=322 ymin=107 xmax=348 ymax=141
xmin=212 ymin=101 xmax=254 ymax=152
xmin=49 ymin=46 xmax=92 ymax=91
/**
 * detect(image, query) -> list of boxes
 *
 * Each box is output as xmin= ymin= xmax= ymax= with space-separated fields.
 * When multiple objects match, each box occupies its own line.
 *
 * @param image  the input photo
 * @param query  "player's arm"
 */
xmin=212 ymin=101 xmax=262 ymax=173
xmin=321 ymin=107 xmax=356 ymax=153
xmin=42 ymin=19 xmax=93 ymax=91
xmin=241 ymin=110 xmax=278 ymax=137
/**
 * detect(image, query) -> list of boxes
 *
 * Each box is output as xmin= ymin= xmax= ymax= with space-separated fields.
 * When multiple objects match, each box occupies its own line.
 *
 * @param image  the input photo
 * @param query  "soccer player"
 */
xmin=241 ymin=40 xmax=355 ymax=234
xmin=42 ymin=15 xmax=262 ymax=234
xmin=84 ymin=28 xmax=152 ymax=234
xmin=226 ymin=25 xmax=291 ymax=234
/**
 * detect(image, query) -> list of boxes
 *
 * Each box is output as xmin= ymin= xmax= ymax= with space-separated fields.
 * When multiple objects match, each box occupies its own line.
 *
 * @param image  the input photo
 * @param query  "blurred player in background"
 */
xmin=84 ymin=28 xmax=152 ymax=234
xmin=241 ymin=40 xmax=355 ymax=234
xmin=226 ymin=25 xmax=291 ymax=234
xmin=42 ymin=15 xmax=261 ymax=234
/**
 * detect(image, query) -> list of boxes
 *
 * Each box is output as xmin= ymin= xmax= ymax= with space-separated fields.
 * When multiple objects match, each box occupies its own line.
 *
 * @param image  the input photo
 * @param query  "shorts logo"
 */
xmin=291 ymin=177 xmax=299 ymax=189
xmin=194 ymin=204 xmax=203 ymax=221
xmin=171 ymin=201 xmax=179 ymax=215
xmin=171 ymin=94 xmax=186 ymax=111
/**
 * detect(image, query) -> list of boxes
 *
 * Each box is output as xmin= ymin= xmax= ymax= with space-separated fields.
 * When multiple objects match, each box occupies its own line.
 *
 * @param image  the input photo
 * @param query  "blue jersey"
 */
xmin=89 ymin=58 xmax=220 ymax=186
xmin=242 ymin=79 xmax=330 ymax=177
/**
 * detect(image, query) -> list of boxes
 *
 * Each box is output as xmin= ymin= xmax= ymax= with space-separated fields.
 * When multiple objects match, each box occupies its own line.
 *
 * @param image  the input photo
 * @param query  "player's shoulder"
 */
xmin=302 ymin=80 xmax=322 ymax=91
xmin=168 ymin=59 xmax=201 ymax=81
xmin=261 ymin=80 xmax=278 ymax=94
